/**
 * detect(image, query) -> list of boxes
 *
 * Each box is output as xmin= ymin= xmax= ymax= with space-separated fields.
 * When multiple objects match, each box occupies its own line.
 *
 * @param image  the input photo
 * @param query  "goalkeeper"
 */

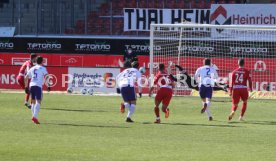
xmin=170 ymin=65 xmax=228 ymax=92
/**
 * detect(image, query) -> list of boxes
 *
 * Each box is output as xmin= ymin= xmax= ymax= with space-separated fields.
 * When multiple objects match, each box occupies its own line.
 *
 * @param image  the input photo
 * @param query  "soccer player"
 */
xmin=119 ymin=60 xmax=132 ymax=113
xmin=194 ymin=58 xmax=218 ymax=121
xmin=123 ymin=47 xmax=137 ymax=63
xmin=25 ymin=56 xmax=50 ymax=124
xmin=228 ymin=59 xmax=252 ymax=121
xmin=149 ymin=63 xmax=175 ymax=124
xmin=17 ymin=53 xmax=37 ymax=109
xmin=116 ymin=61 xmax=142 ymax=123
xmin=170 ymin=64 xmax=228 ymax=92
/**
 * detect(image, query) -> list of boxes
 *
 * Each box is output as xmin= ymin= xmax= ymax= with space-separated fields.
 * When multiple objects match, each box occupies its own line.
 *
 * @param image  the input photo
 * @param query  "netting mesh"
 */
xmin=150 ymin=24 xmax=276 ymax=96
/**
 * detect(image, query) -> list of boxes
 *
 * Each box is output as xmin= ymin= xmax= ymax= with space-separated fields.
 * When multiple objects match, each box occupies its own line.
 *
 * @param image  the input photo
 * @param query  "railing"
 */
xmin=0 ymin=0 xmax=247 ymax=36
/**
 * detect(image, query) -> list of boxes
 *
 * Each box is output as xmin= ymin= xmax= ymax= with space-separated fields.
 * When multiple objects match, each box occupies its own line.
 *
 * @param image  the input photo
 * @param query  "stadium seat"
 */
xmin=98 ymin=3 xmax=110 ymax=16
xmin=138 ymin=0 xmax=148 ymax=8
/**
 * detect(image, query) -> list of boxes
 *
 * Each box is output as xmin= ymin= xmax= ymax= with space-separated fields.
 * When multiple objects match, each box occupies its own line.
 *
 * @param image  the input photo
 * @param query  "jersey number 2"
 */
xmin=206 ymin=68 xmax=210 ymax=76
xmin=235 ymin=73 xmax=243 ymax=83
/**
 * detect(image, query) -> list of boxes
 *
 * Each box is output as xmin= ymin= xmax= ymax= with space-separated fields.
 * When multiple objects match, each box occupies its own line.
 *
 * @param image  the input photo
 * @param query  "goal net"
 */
xmin=149 ymin=24 xmax=276 ymax=98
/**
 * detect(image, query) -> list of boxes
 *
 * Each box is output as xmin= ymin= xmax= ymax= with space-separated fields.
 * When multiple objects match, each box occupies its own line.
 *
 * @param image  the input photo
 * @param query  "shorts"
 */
xmin=155 ymin=88 xmax=173 ymax=106
xmin=17 ymin=75 xmax=25 ymax=89
xmin=232 ymin=88 xmax=248 ymax=104
xmin=121 ymin=86 xmax=136 ymax=102
xmin=30 ymin=86 xmax=43 ymax=100
xmin=199 ymin=86 xmax=213 ymax=99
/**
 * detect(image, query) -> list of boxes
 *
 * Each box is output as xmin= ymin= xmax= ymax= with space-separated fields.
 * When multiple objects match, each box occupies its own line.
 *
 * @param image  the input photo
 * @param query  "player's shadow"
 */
xmin=43 ymin=108 xmax=107 ymax=113
xmin=229 ymin=121 xmax=276 ymax=126
xmin=142 ymin=122 xmax=239 ymax=128
xmin=44 ymin=122 xmax=130 ymax=128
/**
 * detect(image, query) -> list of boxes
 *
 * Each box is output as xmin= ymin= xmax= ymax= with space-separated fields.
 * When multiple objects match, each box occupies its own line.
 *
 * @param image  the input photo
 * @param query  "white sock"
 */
xmin=205 ymin=101 xmax=212 ymax=117
xmin=124 ymin=102 xmax=130 ymax=109
xmin=205 ymin=107 xmax=212 ymax=117
xmin=31 ymin=104 xmax=35 ymax=115
xmin=206 ymin=101 xmax=211 ymax=107
xmin=127 ymin=104 xmax=136 ymax=118
xmin=33 ymin=103 xmax=40 ymax=118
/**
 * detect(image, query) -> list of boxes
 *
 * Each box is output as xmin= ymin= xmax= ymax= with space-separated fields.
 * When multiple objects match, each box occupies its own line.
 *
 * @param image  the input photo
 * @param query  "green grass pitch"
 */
xmin=0 ymin=93 xmax=275 ymax=161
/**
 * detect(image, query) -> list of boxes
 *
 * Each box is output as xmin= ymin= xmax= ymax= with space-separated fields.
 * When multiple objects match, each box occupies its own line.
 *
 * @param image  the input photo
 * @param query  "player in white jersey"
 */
xmin=116 ymin=61 xmax=142 ymax=123
xmin=24 ymin=56 xmax=50 ymax=124
xmin=194 ymin=58 xmax=218 ymax=121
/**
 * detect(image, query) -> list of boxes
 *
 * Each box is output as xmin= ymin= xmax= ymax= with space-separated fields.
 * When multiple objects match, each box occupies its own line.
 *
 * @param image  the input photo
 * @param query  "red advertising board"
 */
xmin=0 ymin=53 xmax=150 ymax=68
xmin=0 ymin=65 xmax=68 ymax=91
xmin=0 ymin=66 xmax=20 ymax=89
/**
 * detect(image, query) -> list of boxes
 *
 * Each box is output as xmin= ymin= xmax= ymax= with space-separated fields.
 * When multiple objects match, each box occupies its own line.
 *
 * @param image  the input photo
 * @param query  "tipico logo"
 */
xmin=75 ymin=41 xmax=111 ymax=52
xmin=0 ymin=39 xmax=14 ymax=49
xmin=179 ymin=42 xmax=214 ymax=52
xmin=27 ymin=40 xmax=61 ymax=51
xmin=125 ymin=42 xmax=161 ymax=53
xmin=229 ymin=44 xmax=268 ymax=55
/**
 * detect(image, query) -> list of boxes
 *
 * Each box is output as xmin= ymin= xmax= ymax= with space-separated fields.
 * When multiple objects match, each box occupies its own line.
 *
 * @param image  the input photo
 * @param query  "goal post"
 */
xmin=149 ymin=23 xmax=276 ymax=98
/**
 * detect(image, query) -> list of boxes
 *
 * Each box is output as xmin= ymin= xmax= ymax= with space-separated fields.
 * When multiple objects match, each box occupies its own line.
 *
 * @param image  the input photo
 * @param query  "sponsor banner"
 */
xmin=210 ymin=4 xmax=276 ymax=39
xmin=12 ymin=57 xmax=29 ymax=65
xmin=0 ymin=37 xmax=152 ymax=55
xmin=27 ymin=39 xmax=62 ymax=52
xmin=0 ymin=65 xmax=68 ymax=91
xmin=0 ymin=53 xmax=150 ymax=68
xmin=124 ymin=8 xmax=210 ymax=31
xmin=68 ymin=67 xmax=120 ymax=93
xmin=1 ymin=36 xmax=275 ymax=55
xmin=0 ymin=66 xmax=20 ymax=89
xmin=165 ymin=40 xmax=276 ymax=57
xmin=47 ymin=66 xmax=68 ymax=91
xmin=250 ymin=91 xmax=276 ymax=99
xmin=11 ymin=57 xmax=48 ymax=66
xmin=0 ymin=38 xmax=14 ymax=51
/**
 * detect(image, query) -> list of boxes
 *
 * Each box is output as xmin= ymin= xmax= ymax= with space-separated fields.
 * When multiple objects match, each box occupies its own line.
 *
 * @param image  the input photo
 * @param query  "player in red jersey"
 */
xmin=149 ymin=63 xmax=175 ymax=124
xmin=16 ymin=53 xmax=37 ymax=109
xmin=228 ymin=59 xmax=252 ymax=121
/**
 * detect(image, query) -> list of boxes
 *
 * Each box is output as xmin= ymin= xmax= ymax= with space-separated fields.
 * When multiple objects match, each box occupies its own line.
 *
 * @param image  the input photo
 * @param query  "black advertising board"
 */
xmin=0 ymin=37 xmax=151 ymax=55
xmin=0 ymin=37 xmax=275 ymax=57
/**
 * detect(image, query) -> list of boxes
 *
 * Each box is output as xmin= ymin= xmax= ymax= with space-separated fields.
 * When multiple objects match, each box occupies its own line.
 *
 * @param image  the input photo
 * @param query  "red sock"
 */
xmin=154 ymin=107 xmax=160 ymax=118
xmin=241 ymin=102 xmax=247 ymax=117
xmin=232 ymin=105 xmax=238 ymax=112
xmin=25 ymin=93 xmax=30 ymax=102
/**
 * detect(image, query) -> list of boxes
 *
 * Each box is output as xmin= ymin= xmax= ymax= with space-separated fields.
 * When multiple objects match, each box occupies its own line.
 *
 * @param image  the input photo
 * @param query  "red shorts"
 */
xmin=232 ymin=88 xmax=248 ymax=104
xmin=155 ymin=88 xmax=173 ymax=106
